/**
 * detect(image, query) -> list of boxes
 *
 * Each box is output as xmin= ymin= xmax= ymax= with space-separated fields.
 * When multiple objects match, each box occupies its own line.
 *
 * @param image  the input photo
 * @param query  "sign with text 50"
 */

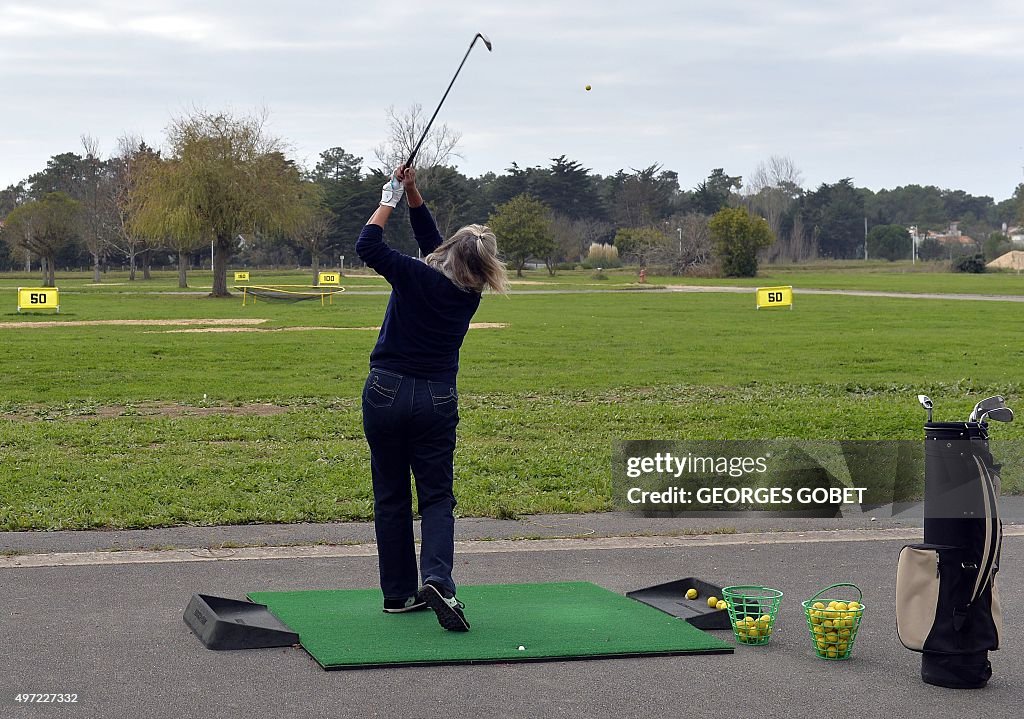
xmin=17 ymin=287 xmax=60 ymax=313
xmin=318 ymin=272 xmax=340 ymax=285
xmin=755 ymin=286 xmax=793 ymax=310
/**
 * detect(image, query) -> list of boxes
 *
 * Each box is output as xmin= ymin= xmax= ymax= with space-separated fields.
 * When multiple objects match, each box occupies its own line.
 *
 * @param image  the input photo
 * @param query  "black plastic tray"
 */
xmin=626 ymin=577 xmax=732 ymax=630
xmin=184 ymin=594 xmax=299 ymax=650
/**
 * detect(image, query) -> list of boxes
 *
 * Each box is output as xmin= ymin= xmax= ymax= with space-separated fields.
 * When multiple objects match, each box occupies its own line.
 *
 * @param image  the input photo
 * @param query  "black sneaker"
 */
xmin=382 ymin=596 xmax=428 ymax=613
xmin=418 ymin=581 xmax=470 ymax=631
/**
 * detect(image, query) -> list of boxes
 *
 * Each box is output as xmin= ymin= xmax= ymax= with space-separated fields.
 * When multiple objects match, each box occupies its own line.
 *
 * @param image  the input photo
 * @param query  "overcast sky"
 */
xmin=2 ymin=0 xmax=1023 ymax=200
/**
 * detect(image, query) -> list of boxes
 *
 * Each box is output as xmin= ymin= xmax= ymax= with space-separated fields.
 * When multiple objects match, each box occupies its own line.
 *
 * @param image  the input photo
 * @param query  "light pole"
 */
xmin=677 ymin=227 xmax=682 ymax=253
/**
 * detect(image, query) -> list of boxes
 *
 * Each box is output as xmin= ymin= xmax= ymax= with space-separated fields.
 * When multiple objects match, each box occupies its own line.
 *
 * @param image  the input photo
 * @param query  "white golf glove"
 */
xmin=380 ymin=174 xmax=405 ymax=208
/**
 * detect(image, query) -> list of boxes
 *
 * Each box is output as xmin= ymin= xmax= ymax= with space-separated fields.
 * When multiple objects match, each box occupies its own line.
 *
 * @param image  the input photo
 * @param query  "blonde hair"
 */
xmin=424 ymin=224 xmax=509 ymax=294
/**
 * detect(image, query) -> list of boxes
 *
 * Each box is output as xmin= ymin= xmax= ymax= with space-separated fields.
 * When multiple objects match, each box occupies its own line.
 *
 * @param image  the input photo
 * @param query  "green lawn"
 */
xmin=1 ymin=268 xmax=1021 ymax=530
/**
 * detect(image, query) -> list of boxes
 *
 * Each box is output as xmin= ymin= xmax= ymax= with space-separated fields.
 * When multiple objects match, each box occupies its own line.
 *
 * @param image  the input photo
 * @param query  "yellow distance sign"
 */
xmin=17 ymin=287 xmax=60 ymax=313
xmin=234 ymin=271 xmax=250 ymax=281
xmin=756 ymin=285 xmax=793 ymax=310
xmin=318 ymin=272 xmax=340 ymax=286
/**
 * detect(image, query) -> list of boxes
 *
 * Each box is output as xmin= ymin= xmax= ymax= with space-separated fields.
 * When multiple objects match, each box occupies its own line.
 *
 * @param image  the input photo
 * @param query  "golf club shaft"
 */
xmin=404 ymin=35 xmax=486 ymax=170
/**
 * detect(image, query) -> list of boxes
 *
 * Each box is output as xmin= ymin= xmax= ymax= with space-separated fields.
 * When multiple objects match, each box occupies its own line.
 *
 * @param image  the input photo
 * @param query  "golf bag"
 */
xmin=896 ymin=422 xmax=1002 ymax=688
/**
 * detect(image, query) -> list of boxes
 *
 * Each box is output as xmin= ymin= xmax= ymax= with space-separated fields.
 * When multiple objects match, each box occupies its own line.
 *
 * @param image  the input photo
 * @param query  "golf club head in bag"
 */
xmin=981 ymin=407 xmax=1013 ymax=424
xmin=969 ymin=395 xmax=1004 ymax=423
xmin=918 ymin=395 xmax=933 ymax=423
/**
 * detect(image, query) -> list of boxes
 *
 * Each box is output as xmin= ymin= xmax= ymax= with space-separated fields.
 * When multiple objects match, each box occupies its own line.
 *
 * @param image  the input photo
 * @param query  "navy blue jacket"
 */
xmin=355 ymin=204 xmax=481 ymax=384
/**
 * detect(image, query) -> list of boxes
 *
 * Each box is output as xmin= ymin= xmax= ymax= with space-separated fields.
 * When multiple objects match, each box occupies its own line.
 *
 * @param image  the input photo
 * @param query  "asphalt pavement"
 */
xmin=1 ymin=521 xmax=1019 ymax=719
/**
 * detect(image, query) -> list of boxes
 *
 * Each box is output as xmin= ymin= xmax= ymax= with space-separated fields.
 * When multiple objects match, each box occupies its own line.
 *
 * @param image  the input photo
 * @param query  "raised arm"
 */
xmin=356 ymin=172 xmax=436 ymax=286
xmin=401 ymin=167 xmax=444 ymax=255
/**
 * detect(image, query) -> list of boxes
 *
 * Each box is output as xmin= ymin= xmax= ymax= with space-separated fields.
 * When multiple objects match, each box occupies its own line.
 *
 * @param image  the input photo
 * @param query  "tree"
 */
xmin=671 ymin=213 xmax=714 ymax=273
xmin=612 ymin=226 xmax=671 ymax=267
xmin=131 ymin=109 xmax=308 ymax=295
xmin=530 ymin=156 xmax=606 ymax=221
xmin=917 ymin=237 xmax=945 ymax=261
xmin=416 ymin=165 xmax=478 ymax=239
xmin=605 ymin=165 xmax=680 ymax=228
xmin=746 ymin=156 xmax=803 ymax=262
xmin=984 ymin=232 xmax=1012 ymax=262
xmin=2 ymin=193 xmax=83 ymax=286
xmin=373 ymin=104 xmax=461 ymax=173
xmin=709 ymin=207 xmax=774 ymax=277
xmin=27 ymin=152 xmax=87 ymax=199
xmin=0 ymin=183 xmax=28 ymax=270
xmin=0 ymin=182 xmax=27 ymax=216
xmin=549 ymin=214 xmax=612 ymax=264
xmin=288 ymin=183 xmax=334 ymax=284
xmin=310 ymin=147 xmax=364 ymax=184
xmin=800 ymin=179 xmax=865 ymax=259
xmin=109 ymin=136 xmax=161 ymax=281
xmin=953 ymin=253 xmax=986 ymax=273
xmin=311 ymin=147 xmax=378 ymax=263
xmin=694 ymin=168 xmax=742 ymax=215
xmin=78 ymin=135 xmax=117 ymax=283
xmin=488 ymin=194 xmax=554 ymax=277
xmin=866 ymin=224 xmax=911 ymax=261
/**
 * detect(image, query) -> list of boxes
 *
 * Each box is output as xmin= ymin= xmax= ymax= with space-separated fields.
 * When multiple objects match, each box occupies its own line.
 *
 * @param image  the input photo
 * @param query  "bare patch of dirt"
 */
xmin=151 ymin=322 xmax=509 ymax=334
xmin=0 ymin=319 xmax=268 ymax=329
xmin=1 ymin=402 xmax=291 ymax=422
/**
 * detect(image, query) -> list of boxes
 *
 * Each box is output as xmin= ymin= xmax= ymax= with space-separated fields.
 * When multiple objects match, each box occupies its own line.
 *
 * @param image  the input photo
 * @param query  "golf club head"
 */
xmin=918 ymin=394 xmax=933 ymax=423
xmin=476 ymin=33 xmax=493 ymax=51
xmin=970 ymin=395 xmax=1004 ymax=422
xmin=982 ymin=407 xmax=1014 ymax=423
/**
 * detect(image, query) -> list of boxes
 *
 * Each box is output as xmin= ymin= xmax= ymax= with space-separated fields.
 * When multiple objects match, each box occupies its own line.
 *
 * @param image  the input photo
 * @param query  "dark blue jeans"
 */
xmin=362 ymin=367 xmax=460 ymax=600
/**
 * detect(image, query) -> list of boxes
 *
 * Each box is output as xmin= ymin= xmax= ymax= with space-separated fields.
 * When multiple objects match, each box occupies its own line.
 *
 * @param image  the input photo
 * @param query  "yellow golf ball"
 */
xmin=707 ymin=596 xmax=718 ymax=608
xmin=585 ymin=84 xmax=592 ymax=91
xmin=685 ymin=588 xmax=698 ymax=600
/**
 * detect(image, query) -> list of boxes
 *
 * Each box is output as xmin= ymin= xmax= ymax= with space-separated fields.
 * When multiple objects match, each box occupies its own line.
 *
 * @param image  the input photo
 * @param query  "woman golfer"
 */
xmin=356 ymin=167 xmax=508 ymax=631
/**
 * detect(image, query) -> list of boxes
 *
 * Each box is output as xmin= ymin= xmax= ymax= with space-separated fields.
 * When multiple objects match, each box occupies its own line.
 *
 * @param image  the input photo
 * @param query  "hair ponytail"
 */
xmin=424 ymin=224 xmax=509 ymax=295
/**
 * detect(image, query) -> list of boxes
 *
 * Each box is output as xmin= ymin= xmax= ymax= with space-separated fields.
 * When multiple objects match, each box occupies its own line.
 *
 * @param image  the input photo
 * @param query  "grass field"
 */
xmin=1 ymin=267 xmax=1022 ymax=531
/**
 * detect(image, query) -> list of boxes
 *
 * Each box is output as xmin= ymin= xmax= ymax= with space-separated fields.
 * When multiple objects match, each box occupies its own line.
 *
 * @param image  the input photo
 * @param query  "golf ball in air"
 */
xmin=585 ymin=85 xmax=592 ymax=91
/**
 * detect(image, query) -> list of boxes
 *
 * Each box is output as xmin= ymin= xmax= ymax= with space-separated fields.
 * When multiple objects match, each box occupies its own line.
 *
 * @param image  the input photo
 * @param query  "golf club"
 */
xmin=980 ymin=407 xmax=1014 ymax=424
xmin=918 ymin=394 xmax=933 ymax=423
xmin=403 ymin=32 xmax=492 ymax=171
xmin=969 ymin=395 xmax=1005 ymax=423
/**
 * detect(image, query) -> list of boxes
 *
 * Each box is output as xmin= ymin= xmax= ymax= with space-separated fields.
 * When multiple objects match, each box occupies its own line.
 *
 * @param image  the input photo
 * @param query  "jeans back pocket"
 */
xmin=364 ymin=369 xmax=403 ymax=408
xmin=427 ymin=380 xmax=458 ymax=418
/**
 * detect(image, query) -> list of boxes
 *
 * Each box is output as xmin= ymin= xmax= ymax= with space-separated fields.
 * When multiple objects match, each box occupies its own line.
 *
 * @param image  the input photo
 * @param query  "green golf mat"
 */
xmin=248 ymin=581 xmax=733 ymax=670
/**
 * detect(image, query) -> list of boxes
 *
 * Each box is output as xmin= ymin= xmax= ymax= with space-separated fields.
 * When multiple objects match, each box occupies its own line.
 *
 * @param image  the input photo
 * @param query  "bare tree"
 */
xmin=292 ymin=204 xmax=334 ymax=285
xmin=747 ymin=155 xmax=804 ymax=263
xmin=109 ymin=135 xmax=159 ymax=281
xmin=80 ymin=135 xmax=117 ymax=283
xmin=372 ymin=104 xmax=462 ymax=177
xmin=641 ymin=214 xmax=713 ymax=274
xmin=674 ymin=213 xmax=713 ymax=271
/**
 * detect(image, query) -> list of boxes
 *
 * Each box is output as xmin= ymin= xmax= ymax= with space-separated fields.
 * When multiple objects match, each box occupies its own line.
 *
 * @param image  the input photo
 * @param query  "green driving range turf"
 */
xmin=248 ymin=581 xmax=733 ymax=669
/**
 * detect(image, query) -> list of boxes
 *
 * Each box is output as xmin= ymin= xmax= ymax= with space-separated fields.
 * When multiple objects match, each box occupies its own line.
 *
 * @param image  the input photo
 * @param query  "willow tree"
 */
xmin=2 ymin=192 xmax=83 ymax=286
xmin=131 ymin=110 xmax=306 ymax=296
